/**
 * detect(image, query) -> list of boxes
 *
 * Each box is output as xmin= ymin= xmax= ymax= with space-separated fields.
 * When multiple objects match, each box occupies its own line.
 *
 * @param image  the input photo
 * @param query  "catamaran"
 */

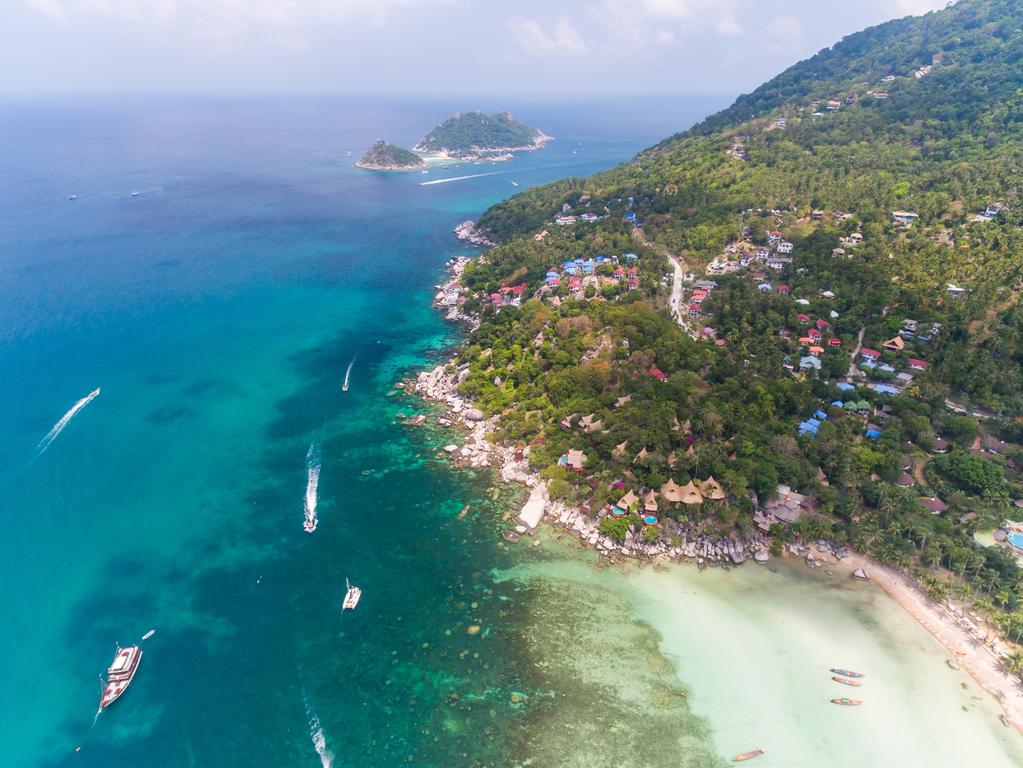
xmin=342 ymin=578 xmax=361 ymax=611
xmin=99 ymin=645 xmax=142 ymax=710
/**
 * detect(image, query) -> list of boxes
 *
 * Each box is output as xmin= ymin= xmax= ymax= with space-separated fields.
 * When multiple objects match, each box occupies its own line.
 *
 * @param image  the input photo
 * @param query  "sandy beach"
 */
xmin=836 ymin=551 xmax=1023 ymax=734
xmin=500 ymin=537 xmax=1023 ymax=767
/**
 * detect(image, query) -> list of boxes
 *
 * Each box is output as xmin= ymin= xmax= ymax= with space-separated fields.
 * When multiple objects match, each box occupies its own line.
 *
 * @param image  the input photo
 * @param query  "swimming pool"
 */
xmin=1008 ymin=532 xmax=1023 ymax=550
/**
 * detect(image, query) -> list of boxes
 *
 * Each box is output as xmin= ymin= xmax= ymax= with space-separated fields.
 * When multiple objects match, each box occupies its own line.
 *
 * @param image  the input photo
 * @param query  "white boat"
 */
xmin=99 ymin=644 xmax=142 ymax=709
xmin=342 ymin=578 xmax=361 ymax=611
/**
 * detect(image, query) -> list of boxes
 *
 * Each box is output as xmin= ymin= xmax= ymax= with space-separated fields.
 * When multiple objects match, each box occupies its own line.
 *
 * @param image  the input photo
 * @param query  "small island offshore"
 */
xmin=355 ymin=111 xmax=550 ymax=171
xmin=356 ymin=140 xmax=426 ymax=171
xmin=414 ymin=110 xmax=551 ymax=161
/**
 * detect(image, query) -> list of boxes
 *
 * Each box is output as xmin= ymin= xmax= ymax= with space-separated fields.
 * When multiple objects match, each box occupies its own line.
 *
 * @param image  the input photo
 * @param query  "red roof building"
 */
xmin=649 ymin=367 xmax=668 ymax=382
xmin=860 ymin=348 xmax=881 ymax=359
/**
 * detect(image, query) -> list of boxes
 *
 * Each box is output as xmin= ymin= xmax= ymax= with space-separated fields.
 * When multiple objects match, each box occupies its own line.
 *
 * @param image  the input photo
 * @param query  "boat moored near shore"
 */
xmin=831 ymin=697 xmax=863 ymax=706
xmin=733 ymin=748 xmax=764 ymax=762
xmin=832 ymin=675 xmax=862 ymax=687
xmin=830 ymin=668 xmax=865 ymax=678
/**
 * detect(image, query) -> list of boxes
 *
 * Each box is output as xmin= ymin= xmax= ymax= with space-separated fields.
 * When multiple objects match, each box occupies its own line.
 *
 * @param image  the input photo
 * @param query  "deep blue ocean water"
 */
xmin=0 ymin=95 xmax=725 ymax=767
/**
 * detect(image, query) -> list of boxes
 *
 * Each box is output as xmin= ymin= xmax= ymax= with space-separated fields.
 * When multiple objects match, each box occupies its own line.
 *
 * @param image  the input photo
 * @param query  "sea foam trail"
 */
xmin=342 ymin=355 xmax=356 ymax=392
xmin=302 ymin=690 xmax=333 ymax=768
xmin=36 ymin=388 xmax=100 ymax=455
xmin=420 ymin=170 xmax=512 ymax=186
xmin=303 ymin=442 xmax=320 ymax=533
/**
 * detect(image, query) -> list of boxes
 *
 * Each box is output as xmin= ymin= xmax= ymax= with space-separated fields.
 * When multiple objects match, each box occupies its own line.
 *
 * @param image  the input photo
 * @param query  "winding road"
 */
xmin=634 ymin=228 xmax=697 ymax=338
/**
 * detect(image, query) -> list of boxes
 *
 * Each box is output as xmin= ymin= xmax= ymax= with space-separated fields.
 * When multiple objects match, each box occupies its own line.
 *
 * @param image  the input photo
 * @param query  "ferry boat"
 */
xmin=830 ymin=697 xmax=863 ymax=706
xmin=830 ymin=668 xmax=865 ymax=678
xmin=832 ymin=675 xmax=862 ymax=687
xmin=342 ymin=578 xmax=361 ymax=611
xmin=99 ymin=645 xmax=142 ymax=709
xmin=733 ymin=748 xmax=764 ymax=762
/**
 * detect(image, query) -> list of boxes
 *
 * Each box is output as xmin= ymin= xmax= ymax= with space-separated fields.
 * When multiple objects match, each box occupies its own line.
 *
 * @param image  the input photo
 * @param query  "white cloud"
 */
xmin=508 ymin=16 xmax=589 ymax=56
xmin=20 ymin=0 xmax=455 ymax=31
xmin=638 ymin=0 xmax=706 ymax=20
xmin=21 ymin=0 xmax=68 ymax=22
xmin=891 ymin=0 xmax=950 ymax=15
xmin=715 ymin=10 xmax=744 ymax=36
xmin=765 ymin=14 xmax=802 ymax=54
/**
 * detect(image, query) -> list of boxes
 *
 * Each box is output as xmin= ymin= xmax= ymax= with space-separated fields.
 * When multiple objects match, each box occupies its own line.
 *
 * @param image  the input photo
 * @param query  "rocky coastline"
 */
xmin=453 ymin=221 xmax=494 ymax=248
xmin=414 ymin=131 xmax=553 ymax=162
xmin=410 ymin=251 xmax=776 ymax=569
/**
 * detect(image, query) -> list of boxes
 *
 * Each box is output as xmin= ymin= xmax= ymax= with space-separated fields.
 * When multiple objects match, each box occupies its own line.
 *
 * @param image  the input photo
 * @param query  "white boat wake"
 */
xmin=36 ymin=388 xmax=100 ymax=455
xmin=420 ymin=170 xmax=512 ymax=186
xmin=342 ymin=355 xmax=356 ymax=392
xmin=302 ymin=690 xmax=334 ymax=768
xmin=303 ymin=443 xmax=320 ymax=534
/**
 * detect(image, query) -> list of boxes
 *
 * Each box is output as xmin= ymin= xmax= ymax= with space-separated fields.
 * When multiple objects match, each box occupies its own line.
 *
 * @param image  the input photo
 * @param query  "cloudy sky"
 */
xmin=4 ymin=0 xmax=951 ymax=96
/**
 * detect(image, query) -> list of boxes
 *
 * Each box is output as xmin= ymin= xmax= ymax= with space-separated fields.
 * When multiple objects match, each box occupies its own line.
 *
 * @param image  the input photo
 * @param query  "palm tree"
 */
xmin=1004 ymin=651 xmax=1023 ymax=680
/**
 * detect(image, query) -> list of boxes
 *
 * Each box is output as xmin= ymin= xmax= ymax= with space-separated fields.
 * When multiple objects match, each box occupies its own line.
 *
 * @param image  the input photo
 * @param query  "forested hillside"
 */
xmin=448 ymin=0 xmax=1023 ymax=648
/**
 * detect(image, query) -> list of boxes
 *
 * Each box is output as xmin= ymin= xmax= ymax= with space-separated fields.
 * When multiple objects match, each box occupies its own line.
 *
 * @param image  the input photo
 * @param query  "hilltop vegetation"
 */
xmin=356 ymin=140 xmax=426 ymax=171
xmin=415 ymin=111 xmax=547 ymax=155
xmin=447 ymin=0 xmax=1023 ymax=644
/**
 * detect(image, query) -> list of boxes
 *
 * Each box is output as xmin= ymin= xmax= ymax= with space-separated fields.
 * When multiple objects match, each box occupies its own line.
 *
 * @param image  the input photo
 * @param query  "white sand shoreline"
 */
xmin=838 ymin=552 xmax=1023 ymax=734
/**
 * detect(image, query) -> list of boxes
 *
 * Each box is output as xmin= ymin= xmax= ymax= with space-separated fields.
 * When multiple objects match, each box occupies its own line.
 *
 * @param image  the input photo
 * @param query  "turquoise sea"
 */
xmin=0 ymin=95 xmax=726 ymax=767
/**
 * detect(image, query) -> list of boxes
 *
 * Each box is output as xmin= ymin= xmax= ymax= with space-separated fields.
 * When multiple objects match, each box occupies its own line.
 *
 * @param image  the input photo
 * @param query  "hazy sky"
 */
xmin=3 ymin=0 xmax=951 ymax=96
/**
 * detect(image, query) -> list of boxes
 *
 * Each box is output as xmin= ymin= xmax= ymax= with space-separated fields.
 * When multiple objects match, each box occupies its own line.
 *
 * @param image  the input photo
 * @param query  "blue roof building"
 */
xmin=799 ymin=356 xmax=822 ymax=371
xmin=865 ymin=428 xmax=882 ymax=440
xmin=831 ymin=401 xmax=844 ymax=408
xmin=813 ymin=409 xmax=828 ymax=421
xmin=624 ymin=252 xmax=639 ymax=262
xmin=836 ymin=383 xmax=855 ymax=392
xmin=872 ymin=383 xmax=900 ymax=396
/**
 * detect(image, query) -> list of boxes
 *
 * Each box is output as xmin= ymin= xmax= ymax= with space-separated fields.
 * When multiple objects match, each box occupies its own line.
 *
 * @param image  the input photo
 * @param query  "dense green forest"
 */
xmin=415 ymin=111 xmax=544 ymax=153
xmin=450 ymin=0 xmax=1023 ymax=650
xmin=356 ymin=140 xmax=425 ymax=170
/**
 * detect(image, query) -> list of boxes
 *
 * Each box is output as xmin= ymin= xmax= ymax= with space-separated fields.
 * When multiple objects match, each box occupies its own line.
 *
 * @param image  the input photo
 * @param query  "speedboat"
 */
xmin=342 ymin=578 xmax=361 ymax=611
